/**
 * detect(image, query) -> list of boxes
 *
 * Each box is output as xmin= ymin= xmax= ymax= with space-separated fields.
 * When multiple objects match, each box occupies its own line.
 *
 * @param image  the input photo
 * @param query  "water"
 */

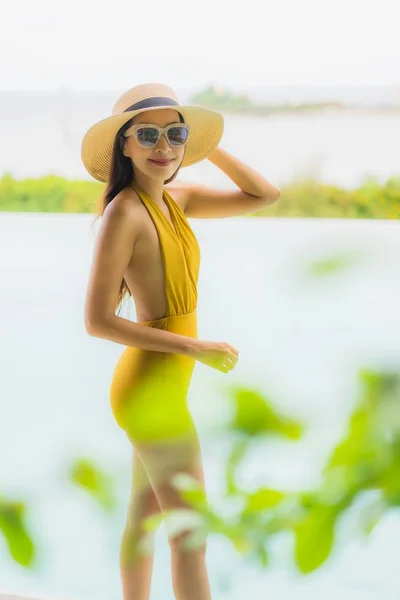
xmin=0 ymin=91 xmax=399 ymax=188
xmin=0 ymin=213 xmax=400 ymax=599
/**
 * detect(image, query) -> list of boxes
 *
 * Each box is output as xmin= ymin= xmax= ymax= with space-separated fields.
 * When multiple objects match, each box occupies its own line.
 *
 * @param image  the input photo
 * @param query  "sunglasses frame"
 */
xmin=123 ymin=123 xmax=190 ymax=147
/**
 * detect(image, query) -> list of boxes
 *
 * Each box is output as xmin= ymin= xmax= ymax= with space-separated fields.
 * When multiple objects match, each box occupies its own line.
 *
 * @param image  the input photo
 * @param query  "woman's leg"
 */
xmin=136 ymin=431 xmax=212 ymax=600
xmin=120 ymin=446 xmax=162 ymax=600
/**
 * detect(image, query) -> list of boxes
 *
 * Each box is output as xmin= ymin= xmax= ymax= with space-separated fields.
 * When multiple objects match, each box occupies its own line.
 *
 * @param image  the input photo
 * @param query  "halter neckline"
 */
xmin=128 ymin=180 xmax=200 ymax=320
xmin=130 ymin=182 xmax=181 ymax=240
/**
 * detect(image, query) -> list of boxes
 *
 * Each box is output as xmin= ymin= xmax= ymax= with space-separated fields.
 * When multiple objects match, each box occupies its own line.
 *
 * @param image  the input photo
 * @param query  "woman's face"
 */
xmin=122 ymin=108 xmax=185 ymax=180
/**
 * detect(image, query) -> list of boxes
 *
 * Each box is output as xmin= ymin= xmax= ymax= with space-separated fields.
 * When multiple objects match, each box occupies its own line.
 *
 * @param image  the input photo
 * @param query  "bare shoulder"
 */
xmin=99 ymin=187 xmax=144 ymax=245
xmin=103 ymin=186 xmax=142 ymax=217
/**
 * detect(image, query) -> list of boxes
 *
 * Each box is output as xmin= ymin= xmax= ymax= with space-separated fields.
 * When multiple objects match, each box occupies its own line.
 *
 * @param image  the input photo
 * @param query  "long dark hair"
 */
xmin=92 ymin=112 xmax=185 ymax=316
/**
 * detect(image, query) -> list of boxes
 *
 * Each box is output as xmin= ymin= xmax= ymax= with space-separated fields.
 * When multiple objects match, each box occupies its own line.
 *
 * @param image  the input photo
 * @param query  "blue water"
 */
xmin=0 ymin=214 xmax=400 ymax=599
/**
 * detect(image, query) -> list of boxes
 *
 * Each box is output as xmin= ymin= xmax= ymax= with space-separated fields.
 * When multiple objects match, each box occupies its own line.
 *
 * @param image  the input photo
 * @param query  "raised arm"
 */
xmin=83 ymin=196 xmax=196 ymax=355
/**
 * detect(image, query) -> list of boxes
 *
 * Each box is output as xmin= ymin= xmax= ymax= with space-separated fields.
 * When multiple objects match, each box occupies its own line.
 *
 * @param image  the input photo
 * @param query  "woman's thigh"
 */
xmin=125 ymin=446 xmax=161 ymax=531
xmin=134 ymin=429 xmax=206 ymax=543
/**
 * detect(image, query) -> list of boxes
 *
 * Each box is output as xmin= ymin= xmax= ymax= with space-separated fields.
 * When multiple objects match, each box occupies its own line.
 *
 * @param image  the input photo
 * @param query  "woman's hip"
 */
xmin=109 ymin=346 xmax=196 ymax=439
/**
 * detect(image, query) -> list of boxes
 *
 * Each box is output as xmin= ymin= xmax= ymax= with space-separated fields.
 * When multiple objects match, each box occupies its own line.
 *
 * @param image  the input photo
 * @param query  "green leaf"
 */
xmin=294 ymin=505 xmax=336 ymax=573
xmin=256 ymin=543 xmax=269 ymax=567
xmin=306 ymin=252 xmax=359 ymax=278
xmin=68 ymin=457 xmax=116 ymax=512
xmin=226 ymin=438 xmax=250 ymax=494
xmin=231 ymin=535 xmax=252 ymax=555
xmin=325 ymin=407 xmax=369 ymax=471
xmin=379 ymin=460 xmax=400 ymax=504
xmin=171 ymin=473 xmax=208 ymax=509
xmin=228 ymin=386 xmax=303 ymax=439
xmin=0 ymin=499 xmax=35 ymax=566
xmin=142 ymin=510 xmax=171 ymax=532
xmin=243 ymin=488 xmax=286 ymax=515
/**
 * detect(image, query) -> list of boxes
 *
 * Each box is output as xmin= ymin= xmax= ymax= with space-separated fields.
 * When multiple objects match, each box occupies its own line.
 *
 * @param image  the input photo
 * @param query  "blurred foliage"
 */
xmin=0 ymin=173 xmax=102 ymax=213
xmin=0 ymin=172 xmax=400 ymax=219
xmin=1 ymin=169 xmax=399 ymax=588
xmin=1 ymin=369 xmax=399 ymax=576
xmin=0 ymin=215 xmax=399 ymax=578
xmin=67 ymin=457 xmax=117 ymax=513
xmin=226 ymin=385 xmax=303 ymax=439
xmin=148 ymin=370 xmax=400 ymax=574
xmin=305 ymin=251 xmax=363 ymax=278
xmin=191 ymin=85 xmax=255 ymax=113
xmin=0 ymin=497 xmax=35 ymax=566
xmin=254 ymin=174 xmax=400 ymax=220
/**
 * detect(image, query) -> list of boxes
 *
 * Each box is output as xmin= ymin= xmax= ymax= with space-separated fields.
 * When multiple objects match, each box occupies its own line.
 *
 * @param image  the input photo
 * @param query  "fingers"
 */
xmin=220 ymin=349 xmax=238 ymax=373
xmin=207 ymin=342 xmax=239 ymax=373
xmin=227 ymin=346 xmax=239 ymax=366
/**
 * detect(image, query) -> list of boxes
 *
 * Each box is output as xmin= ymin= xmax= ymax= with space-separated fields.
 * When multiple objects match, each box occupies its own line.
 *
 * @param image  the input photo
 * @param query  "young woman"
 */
xmin=81 ymin=82 xmax=280 ymax=600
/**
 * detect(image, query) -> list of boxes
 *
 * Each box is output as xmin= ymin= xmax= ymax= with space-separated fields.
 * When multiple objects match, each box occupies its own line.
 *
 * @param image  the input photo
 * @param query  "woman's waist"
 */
xmin=137 ymin=307 xmax=198 ymax=337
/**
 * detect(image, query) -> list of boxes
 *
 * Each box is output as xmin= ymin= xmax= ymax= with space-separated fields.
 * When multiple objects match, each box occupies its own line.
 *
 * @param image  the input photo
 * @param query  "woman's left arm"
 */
xmin=207 ymin=146 xmax=280 ymax=202
xmin=168 ymin=147 xmax=280 ymax=219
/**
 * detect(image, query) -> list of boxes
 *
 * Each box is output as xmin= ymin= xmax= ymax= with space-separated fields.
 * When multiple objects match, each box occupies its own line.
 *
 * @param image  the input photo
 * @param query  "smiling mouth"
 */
xmin=149 ymin=159 xmax=175 ymax=165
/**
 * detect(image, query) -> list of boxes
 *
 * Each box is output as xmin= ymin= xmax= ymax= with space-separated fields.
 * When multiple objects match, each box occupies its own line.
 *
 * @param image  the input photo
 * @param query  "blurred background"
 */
xmin=1 ymin=0 xmax=400 ymax=599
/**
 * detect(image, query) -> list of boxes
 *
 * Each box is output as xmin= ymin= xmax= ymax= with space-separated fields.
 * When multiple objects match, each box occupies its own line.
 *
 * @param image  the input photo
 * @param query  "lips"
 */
xmin=149 ymin=159 xmax=174 ymax=165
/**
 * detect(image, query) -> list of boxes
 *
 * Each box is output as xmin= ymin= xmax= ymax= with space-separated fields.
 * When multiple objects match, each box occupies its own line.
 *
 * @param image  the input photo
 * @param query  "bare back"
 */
xmin=117 ymin=184 xmax=186 ymax=323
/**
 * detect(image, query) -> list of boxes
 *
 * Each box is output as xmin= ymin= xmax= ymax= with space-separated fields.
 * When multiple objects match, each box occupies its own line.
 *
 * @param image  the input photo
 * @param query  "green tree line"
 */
xmin=0 ymin=172 xmax=399 ymax=219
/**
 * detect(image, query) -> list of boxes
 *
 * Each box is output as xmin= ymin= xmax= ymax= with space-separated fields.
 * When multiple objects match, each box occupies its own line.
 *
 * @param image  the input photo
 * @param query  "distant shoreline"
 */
xmin=197 ymin=105 xmax=400 ymax=118
xmin=0 ymin=88 xmax=398 ymax=119
xmin=189 ymin=85 xmax=400 ymax=117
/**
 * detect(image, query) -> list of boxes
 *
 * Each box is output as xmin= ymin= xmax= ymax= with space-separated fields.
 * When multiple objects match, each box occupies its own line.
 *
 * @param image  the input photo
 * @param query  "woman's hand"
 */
xmin=187 ymin=340 xmax=239 ymax=373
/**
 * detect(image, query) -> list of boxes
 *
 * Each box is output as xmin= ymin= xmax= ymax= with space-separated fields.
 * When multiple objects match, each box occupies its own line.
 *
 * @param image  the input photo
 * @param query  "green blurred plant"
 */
xmin=1 ymin=172 xmax=399 ymax=219
xmin=253 ymin=174 xmax=400 ymax=220
xmin=67 ymin=457 xmax=117 ymax=513
xmin=139 ymin=371 xmax=400 ymax=573
xmin=0 ymin=498 xmax=35 ymax=566
xmin=1 ymin=239 xmax=399 ymax=576
xmin=0 ymin=173 xmax=102 ymax=213
xmin=1 ymin=369 xmax=399 ymax=575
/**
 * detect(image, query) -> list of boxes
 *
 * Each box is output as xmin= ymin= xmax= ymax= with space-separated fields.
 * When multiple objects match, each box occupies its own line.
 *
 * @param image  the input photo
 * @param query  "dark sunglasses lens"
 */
xmin=167 ymin=126 xmax=189 ymax=146
xmin=136 ymin=127 xmax=160 ymax=147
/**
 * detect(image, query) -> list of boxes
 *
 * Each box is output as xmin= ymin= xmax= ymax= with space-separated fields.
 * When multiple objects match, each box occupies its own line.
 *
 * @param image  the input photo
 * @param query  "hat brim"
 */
xmin=81 ymin=105 xmax=224 ymax=182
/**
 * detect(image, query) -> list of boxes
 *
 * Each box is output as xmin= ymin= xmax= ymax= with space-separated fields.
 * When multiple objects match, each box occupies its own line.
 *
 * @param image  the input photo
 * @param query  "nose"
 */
xmin=155 ymin=133 xmax=172 ymax=153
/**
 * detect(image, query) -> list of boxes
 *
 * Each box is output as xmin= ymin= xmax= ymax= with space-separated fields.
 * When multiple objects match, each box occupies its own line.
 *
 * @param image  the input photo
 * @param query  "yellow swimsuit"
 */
xmin=109 ymin=181 xmax=201 ymax=445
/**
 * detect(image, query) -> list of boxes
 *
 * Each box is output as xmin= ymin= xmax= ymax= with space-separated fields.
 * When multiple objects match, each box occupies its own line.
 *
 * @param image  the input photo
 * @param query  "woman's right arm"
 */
xmin=83 ymin=197 xmax=198 ymax=356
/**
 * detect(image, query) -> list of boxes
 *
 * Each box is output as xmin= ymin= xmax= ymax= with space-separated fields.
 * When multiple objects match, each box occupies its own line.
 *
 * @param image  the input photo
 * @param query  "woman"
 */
xmin=81 ymin=82 xmax=280 ymax=600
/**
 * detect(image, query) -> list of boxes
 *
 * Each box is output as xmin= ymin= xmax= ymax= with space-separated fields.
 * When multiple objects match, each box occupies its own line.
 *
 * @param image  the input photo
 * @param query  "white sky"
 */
xmin=1 ymin=0 xmax=399 ymax=92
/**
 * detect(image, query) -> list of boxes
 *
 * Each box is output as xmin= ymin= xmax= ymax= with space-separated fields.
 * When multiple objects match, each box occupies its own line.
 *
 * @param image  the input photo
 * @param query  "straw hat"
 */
xmin=81 ymin=82 xmax=224 ymax=182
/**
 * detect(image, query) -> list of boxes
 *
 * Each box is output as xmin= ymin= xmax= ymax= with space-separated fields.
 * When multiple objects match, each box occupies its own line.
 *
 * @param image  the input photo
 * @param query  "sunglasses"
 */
xmin=123 ymin=123 xmax=190 ymax=148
